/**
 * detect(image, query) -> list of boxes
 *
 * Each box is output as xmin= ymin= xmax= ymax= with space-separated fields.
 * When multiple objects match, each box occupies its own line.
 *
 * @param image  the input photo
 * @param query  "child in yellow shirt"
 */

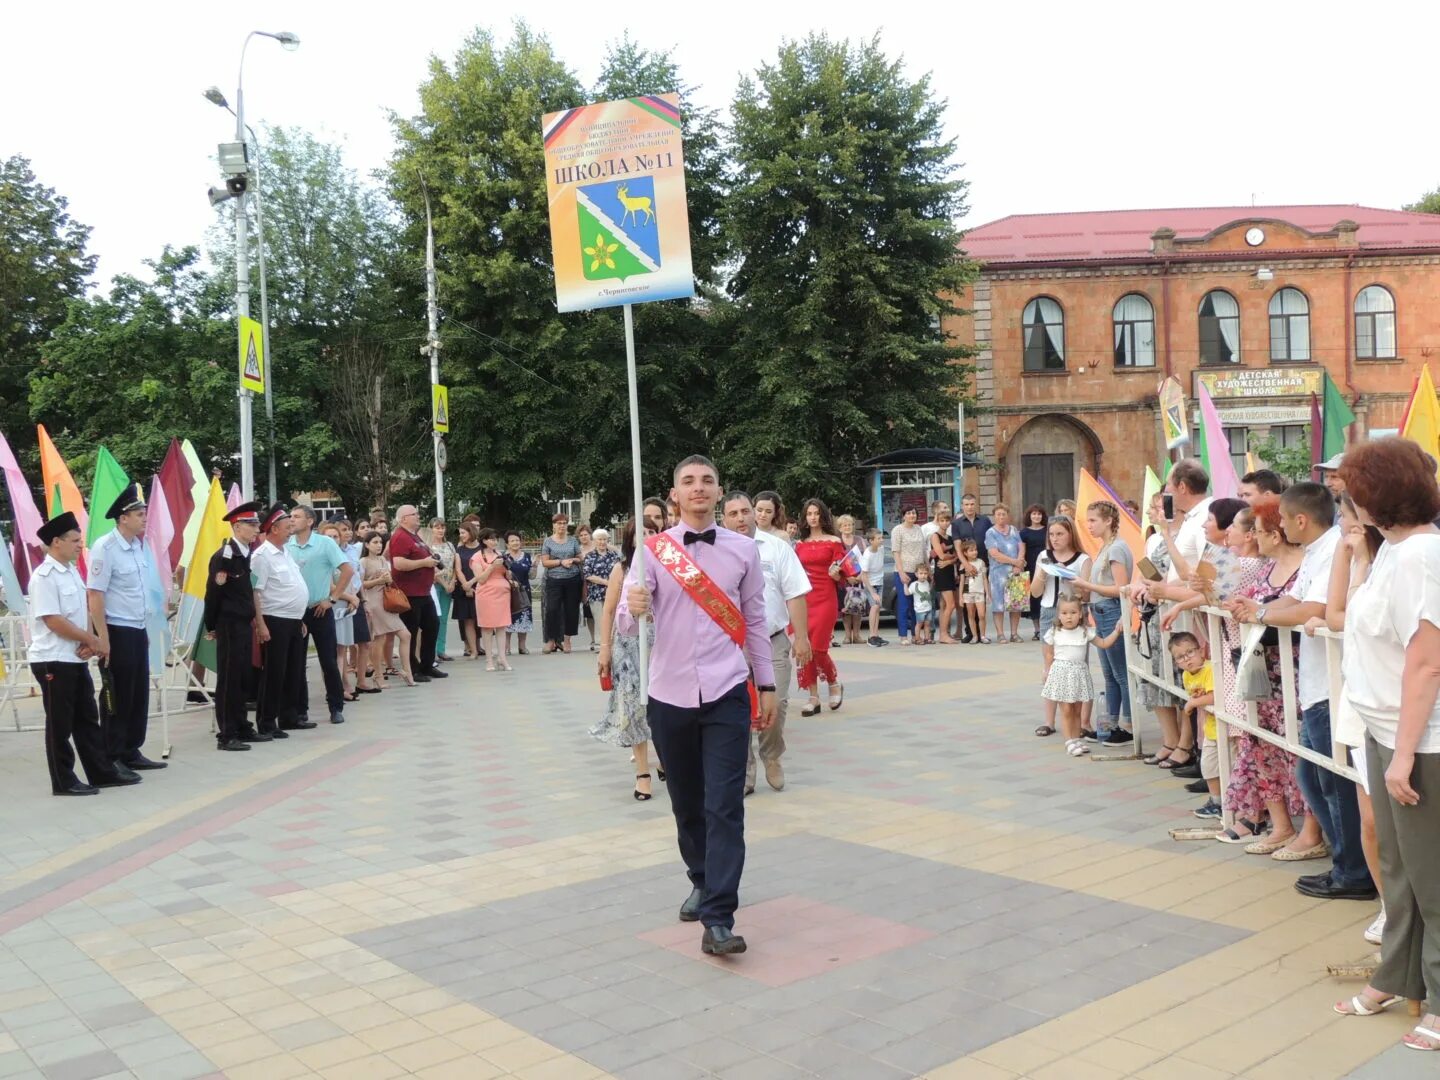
xmin=1169 ymin=632 xmax=1220 ymax=819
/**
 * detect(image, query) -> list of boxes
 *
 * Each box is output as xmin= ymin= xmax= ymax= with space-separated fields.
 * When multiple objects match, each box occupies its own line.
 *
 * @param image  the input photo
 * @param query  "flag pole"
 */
xmin=623 ymin=303 xmax=648 ymax=703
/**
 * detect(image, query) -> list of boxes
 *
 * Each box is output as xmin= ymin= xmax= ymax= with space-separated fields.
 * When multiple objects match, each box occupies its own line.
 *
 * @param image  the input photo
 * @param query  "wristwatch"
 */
xmin=755 ymin=684 xmax=777 ymax=693
xmin=1255 ymin=606 xmax=1267 ymax=624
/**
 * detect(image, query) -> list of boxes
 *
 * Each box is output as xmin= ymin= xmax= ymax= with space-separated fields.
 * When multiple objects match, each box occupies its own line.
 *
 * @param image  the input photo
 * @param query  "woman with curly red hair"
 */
xmin=1329 ymin=439 xmax=1440 ymax=1047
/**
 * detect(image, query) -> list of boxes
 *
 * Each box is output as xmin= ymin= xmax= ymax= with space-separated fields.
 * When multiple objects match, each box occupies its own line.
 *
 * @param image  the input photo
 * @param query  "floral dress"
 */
xmin=590 ymin=612 xmax=654 ymax=747
xmin=504 ymin=551 xmax=534 ymax=633
xmin=1136 ymin=535 xmax=1183 ymax=708
xmin=1221 ymin=563 xmax=1306 ymax=822
xmin=582 ymin=549 xmax=620 ymax=605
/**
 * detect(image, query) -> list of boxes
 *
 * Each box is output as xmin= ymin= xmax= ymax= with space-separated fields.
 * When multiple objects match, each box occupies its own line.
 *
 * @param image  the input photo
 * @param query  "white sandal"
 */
xmin=1405 ymin=1025 xmax=1440 ymax=1051
xmin=1335 ymin=993 xmax=1402 ymax=1016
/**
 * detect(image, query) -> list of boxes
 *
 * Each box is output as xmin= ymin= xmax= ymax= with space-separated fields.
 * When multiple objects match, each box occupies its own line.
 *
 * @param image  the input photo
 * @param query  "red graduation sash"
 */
xmin=646 ymin=533 xmax=759 ymax=718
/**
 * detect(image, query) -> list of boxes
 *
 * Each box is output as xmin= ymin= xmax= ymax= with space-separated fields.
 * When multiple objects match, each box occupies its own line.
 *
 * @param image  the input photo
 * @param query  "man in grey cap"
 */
xmin=30 ymin=512 xmax=140 ymax=795
xmin=87 ymin=482 xmax=166 ymax=771
xmin=1316 ymin=452 xmax=1346 ymax=499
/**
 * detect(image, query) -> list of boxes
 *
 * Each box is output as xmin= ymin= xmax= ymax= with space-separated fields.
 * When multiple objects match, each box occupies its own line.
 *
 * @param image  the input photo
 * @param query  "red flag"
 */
xmin=156 ymin=439 xmax=194 ymax=569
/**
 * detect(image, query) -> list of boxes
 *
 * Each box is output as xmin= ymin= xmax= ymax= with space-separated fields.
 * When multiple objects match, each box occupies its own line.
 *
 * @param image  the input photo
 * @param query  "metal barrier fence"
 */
xmin=1119 ymin=596 xmax=1357 ymax=833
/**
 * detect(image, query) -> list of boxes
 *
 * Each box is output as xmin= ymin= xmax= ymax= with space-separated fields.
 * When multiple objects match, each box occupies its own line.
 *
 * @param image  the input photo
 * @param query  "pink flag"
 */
xmin=226 ymin=483 xmax=242 ymax=511
xmin=0 ymin=428 xmax=45 ymax=592
xmin=1197 ymin=381 xmax=1240 ymax=498
xmin=145 ymin=474 xmax=175 ymax=602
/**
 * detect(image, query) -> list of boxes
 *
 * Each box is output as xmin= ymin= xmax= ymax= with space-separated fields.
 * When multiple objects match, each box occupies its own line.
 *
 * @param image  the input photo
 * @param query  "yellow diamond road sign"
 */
xmin=433 ymin=384 xmax=449 ymax=434
xmin=239 ymin=316 xmax=265 ymax=393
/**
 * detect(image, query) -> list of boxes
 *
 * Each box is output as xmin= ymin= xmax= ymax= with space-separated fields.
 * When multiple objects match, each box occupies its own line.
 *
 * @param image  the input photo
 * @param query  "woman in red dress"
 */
xmin=795 ymin=498 xmax=846 ymax=715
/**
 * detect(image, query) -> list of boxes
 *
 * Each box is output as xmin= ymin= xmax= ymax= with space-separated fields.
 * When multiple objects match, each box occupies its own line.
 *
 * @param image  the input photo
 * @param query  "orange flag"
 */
xmin=1075 ymin=468 xmax=1144 ymax=568
xmin=37 ymin=424 xmax=89 ymax=539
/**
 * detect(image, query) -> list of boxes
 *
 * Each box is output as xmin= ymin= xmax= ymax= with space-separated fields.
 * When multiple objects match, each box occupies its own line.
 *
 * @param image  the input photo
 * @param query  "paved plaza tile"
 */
xmin=0 ymin=639 xmax=1418 ymax=1077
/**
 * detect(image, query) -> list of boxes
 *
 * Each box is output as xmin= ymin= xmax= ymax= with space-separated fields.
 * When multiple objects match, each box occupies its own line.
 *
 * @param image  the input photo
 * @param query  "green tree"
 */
xmin=28 ymin=246 xmax=235 ymax=477
xmin=1404 ymin=188 xmax=1440 ymax=215
xmin=720 ymin=34 xmax=977 ymax=509
xmin=1254 ymin=429 xmax=1313 ymax=482
xmin=0 ymin=155 xmax=96 ymax=465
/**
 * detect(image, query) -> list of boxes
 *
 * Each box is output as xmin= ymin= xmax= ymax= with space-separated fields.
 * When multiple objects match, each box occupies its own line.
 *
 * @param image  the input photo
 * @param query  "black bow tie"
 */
xmin=683 ymin=529 xmax=717 ymax=546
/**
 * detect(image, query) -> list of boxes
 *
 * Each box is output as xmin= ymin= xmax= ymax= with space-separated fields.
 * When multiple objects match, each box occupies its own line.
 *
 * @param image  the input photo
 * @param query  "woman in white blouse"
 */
xmin=1330 ymin=438 xmax=1440 ymax=1050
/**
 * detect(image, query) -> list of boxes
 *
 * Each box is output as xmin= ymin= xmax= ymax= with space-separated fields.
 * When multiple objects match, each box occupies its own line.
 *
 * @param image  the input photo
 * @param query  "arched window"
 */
xmin=1112 ymin=293 xmax=1155 ymax=368
xmin=1268 ymin=288 xmax=1310 ymax=362
xmin=1355 ymin=285 xmax=1396 ymax=359
xmin=1022 ymin=297 xmax=1065 ymax=371
xmin=1198 ymin=290 xmax=1241 ymax=365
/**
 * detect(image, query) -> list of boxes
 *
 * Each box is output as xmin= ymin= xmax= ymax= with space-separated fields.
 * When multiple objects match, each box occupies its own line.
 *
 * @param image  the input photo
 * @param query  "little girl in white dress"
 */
xmin=1043 ymin=598 xmax=1123 ymax=756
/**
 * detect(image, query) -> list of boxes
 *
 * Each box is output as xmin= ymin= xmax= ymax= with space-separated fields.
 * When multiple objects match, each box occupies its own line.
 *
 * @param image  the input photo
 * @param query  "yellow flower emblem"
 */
xmin=584 ymin=232 xmax=618 ymax=272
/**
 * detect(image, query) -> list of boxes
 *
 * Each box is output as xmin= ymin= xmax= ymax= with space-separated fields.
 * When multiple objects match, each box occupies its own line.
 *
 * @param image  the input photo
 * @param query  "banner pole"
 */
xmin=623 ymin=303 xmax=649 ymax=704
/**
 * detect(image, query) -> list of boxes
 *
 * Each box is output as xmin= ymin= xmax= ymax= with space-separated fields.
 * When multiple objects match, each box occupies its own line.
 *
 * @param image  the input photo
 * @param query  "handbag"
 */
xmin=1232 ymin=625 xmax=1272 ymax=701
xmin=509 ymin=580 xmax=527 ymax=616
xmin=382 ymin=585 xmax=410 ymax=614
xmin=843 ymin=584 xmax=868 ymax=615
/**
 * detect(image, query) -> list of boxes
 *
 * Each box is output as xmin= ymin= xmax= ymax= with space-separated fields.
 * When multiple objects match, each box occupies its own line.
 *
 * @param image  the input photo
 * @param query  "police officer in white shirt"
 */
xmin=721 ymin=491 xmax=812 ymax=795
xmin=29 ymin=512 xmax=140 ymax=795
xmin=251 ymin=504 xmax=313 ymax=737
xmin=87 ymin=482 xmax=165 ymax=771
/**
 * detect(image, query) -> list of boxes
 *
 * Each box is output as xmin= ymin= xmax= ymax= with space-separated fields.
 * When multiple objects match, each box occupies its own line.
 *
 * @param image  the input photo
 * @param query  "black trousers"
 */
xmin=648 ymin=681 xmax=750 ymax=929
xmin=214 ymin=618 xmax=254 ymax=743
xmin=543 ymin=574 xmax=582 ymax=645
xmin=303 ymin=606 xmax=344 ymax=711
xmin=400 ymin=592 xmax=438 ymax=673
xmin=100 ymin=625 xmax=149 ymax=762
xmin=34 ymin=661 xmax=121 ymax=792
xmin=258 ymin=616 xmax=306 ymax=732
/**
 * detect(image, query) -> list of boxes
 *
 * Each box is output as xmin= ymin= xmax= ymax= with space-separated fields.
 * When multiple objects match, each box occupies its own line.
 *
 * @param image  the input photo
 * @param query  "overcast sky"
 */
xmin=4 ymin=0 xmax=1435 ymax=288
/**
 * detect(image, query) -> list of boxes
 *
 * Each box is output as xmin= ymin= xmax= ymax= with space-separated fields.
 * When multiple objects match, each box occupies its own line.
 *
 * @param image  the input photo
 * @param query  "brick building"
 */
xmin=947 ymin=205 xmax=1440 ymax=512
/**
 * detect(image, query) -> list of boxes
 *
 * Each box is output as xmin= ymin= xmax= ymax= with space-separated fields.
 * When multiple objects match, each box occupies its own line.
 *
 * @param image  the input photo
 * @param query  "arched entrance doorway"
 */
xmin=1003 ymin=415 xmax=1102 ymax=512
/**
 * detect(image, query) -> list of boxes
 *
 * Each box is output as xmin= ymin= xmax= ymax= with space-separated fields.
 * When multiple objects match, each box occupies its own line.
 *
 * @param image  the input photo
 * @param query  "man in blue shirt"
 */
xmin=285 ymin=505 xmax=354 ymax=725
xmin=87 ymin=483 xmax=166 ymax=771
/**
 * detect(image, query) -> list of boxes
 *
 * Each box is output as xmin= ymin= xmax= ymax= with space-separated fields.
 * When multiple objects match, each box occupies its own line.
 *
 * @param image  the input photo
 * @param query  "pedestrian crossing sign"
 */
xmin=239 ymin=316 xmax=265 ymax=393
xmin=433 ymin=384 xmax=449 ymax=433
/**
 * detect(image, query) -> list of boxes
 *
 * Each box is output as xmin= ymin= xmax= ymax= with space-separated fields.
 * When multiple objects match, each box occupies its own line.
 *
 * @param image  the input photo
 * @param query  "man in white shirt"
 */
xmin=1231 ymin=482 xmax=1374 ymax=901
xmin=722 ymin=491 xmax=811 ymax=795
xmin=1164 ymin=459 xmax=1213 ymax=586
xmin=251 ymin=503 xmax=314 ymax=738
xmin=29 ymin=512 xmax=139 ymax=795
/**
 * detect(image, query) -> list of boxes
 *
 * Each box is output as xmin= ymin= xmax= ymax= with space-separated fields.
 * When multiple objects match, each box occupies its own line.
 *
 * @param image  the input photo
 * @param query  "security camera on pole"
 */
xmin=205 ymin=30 xmax=298 ymax=501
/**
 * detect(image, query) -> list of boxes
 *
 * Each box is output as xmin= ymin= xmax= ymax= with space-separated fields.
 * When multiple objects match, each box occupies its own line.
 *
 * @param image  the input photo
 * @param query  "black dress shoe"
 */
xmin=701 ymin=926 xmax=747 ymax=955
xmin=267 ymin=728 xmax=289 ymax=739
xmin=186 ymin=690 xmax=208 ymax=704
xmin=329 ymin=709 xmax=345 ymax=725
xmin=239 ymin=731 xmax=272 ymax=743
xmin=679 ymin=887 xmax=703 ymax=922
xmin=111 ymin=763 xmax=143 ymax=783
xmin=217 ymin=739 xmax=251 ymax=752
xmin=281 ymin=720 xmax=317 ymax=730
xmin=55 ymin=783 xmax=99 ymax=796
xmin=126 ymin=755 xmax=168 ymax=770
xmin=1295 ymin=877 xmax=1378 ymax=901
xmin=1297 ymin=871 xmax=1331 ymax=888
xmin=412 ymin=674 xmax=432 ymax=683
xmin=421 ymin=668 xmax=448 ymax=679
xmin=1184 ymin=778 xmax=1209 ymax=793
xmin=93 ymin=774 xmax=141 ymax=788
xmin=1170 ymin=763 xmax=1202 ymax=779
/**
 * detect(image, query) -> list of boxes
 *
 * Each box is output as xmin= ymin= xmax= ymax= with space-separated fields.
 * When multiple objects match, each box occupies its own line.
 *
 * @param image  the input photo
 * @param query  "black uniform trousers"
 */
xmin=99 ymin=625 xmax=149 ymax=762
xmin=302 ymin=606 xmax=344 ymax=712
xmin=542 ymin=574 xmax=582 ymax=646
xmin=258 ymin=616 xmax=306 ymax=733
xmin=34 ymin=661 xmax=122 ymax=792
xmin=214 ymin=618 xmax=254 ymax=743
xmin=400 ymin=592 xmax=438 ymax=673
xmin=648 ymin=680 xmax=750 ymax=930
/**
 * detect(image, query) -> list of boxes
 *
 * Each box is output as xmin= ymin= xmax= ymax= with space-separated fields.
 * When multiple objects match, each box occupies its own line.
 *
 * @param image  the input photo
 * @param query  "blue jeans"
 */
xmin=894 ymin=572 xmax=915 ymax=639
xmin=1090 ymin=599 xmax=1131 ymax=732
xmin=1297 ymin=701 xmax=1372 ymax=889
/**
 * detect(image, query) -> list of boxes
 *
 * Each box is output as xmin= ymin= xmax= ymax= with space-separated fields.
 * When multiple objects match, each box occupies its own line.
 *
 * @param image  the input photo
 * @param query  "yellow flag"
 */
xmin=1245 ymin=451 xmax=1260 ymax=475
xmin=1076 ymin=469 xmax=1145 ymax=567
xmin=1401 ymin=363 xmax=1440 ymax=483
xmin=182 ymin=479 xmax=229 ymax=602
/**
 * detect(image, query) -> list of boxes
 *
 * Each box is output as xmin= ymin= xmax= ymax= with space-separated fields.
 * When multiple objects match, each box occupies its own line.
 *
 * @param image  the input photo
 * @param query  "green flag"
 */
xmin=1321 ymin=373 xmax=1357 ymax=460
xmin=86 ymin=447 xmax=131 ymax=548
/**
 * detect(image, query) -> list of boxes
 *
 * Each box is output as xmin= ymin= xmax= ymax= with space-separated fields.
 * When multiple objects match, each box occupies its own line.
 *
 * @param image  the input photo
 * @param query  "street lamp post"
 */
xmin=204 ymin=86 xmax=278 ymax=504
xmin=225 ymin=30 xmax=297 ymax=500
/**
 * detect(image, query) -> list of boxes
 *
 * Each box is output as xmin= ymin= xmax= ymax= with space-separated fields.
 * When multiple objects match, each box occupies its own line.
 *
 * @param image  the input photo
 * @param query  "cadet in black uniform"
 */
xmin=204 ymin=501 xmax=264 ymax=751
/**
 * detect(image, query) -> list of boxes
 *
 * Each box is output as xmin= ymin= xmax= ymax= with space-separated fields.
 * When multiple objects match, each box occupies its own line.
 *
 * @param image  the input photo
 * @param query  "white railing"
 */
xmin=1120 ymin=597 xmax=1357 ymax=831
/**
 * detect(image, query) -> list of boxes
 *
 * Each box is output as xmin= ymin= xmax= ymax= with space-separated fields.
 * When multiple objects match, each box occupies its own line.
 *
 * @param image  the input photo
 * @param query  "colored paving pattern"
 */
xmin=0 ymin=642 xmax=1422 ymax=1078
